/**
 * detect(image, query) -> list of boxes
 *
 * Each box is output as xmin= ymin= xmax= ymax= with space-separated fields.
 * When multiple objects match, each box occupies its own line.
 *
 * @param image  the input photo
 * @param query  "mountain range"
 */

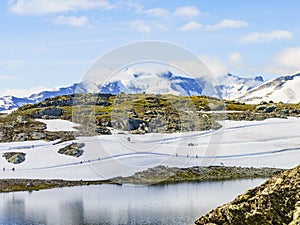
xmin=0 ymin=84 xmax=88 ymax=113
xmin=0 ymin=71 xmax=299 ymax=113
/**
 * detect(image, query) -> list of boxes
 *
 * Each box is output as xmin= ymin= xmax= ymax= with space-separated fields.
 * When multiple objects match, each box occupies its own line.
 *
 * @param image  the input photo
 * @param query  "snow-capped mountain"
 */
xmin=0 ymin=71 xmax=264 ymax=113
xmin=0 ymin=96 xmax=33 ymax=113
xmin=0 ymin=83 xmax=89 ymax=113
xmin=99 ymin=70 xmax=215 ymax=96
xmin=236 ymin=73 xmax=300 ymax=104
xmin=2 ymin=69 xmax=294 ymax=113
xmin=216 ymin=73 xmax=264 ymax=100
xmin=98 ymin=70 xmax=263 ymax=100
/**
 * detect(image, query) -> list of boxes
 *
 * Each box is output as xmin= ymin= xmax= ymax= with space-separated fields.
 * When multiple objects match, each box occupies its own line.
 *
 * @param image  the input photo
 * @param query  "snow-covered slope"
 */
xmin=0 ymin=117 xmax=299 ymax=180
xmin=236 ymin=73 xmax=300 ymax=104
xmin=216 ymin=73 xmax=264 ymax=100
xmin=0 ymin=96 xmax=33 ymax=113
xmin=0 ymin=83 xmax=89 ymax=112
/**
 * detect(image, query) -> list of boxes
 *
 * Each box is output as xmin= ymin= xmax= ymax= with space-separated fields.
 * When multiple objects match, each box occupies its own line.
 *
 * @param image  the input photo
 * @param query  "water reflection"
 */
xmin=0 ymin=179 xmax=265 ymax=225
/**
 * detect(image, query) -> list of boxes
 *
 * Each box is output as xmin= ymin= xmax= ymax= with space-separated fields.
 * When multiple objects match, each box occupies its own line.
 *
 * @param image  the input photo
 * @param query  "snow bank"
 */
xmin=35 ymin=119 xmax=80 ymax=132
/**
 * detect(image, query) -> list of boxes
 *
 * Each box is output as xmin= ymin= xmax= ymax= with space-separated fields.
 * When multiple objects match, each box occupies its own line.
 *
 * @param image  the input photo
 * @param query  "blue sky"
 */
xmin=1 ymin=0 xmax=300 ymax=96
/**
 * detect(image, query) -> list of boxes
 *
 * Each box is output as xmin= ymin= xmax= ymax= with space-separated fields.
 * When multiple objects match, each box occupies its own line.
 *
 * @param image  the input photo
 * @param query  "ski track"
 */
xmin=15 ymin=146 xmax=300 ymax=172
xmin=0 ymin=117 xmax=299 ymax=179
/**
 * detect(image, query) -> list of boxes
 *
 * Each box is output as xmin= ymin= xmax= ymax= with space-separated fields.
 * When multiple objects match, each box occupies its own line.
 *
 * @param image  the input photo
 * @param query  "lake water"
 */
xmin=0 ymin=179 xmax=265 ymax=225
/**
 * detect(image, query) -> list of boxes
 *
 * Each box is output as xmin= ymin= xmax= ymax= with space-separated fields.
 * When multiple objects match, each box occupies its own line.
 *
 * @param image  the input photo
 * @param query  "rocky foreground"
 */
xmin=195 ymin=165 xmax=300 ymax=225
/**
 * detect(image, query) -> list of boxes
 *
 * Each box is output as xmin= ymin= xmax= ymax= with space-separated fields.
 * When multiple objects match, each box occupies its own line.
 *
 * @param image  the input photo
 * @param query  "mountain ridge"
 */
xmin=2 ymin=71 xmax=298 ymax=113
xmin=236 ymin=73 xmax=300 ymax=104
xmin=0 ymin=83 xmax=89 ymax=113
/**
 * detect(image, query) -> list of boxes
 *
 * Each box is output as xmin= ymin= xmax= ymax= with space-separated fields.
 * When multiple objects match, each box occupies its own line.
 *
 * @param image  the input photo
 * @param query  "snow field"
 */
xmin=0 ymin=117 xmax=299 ymax=180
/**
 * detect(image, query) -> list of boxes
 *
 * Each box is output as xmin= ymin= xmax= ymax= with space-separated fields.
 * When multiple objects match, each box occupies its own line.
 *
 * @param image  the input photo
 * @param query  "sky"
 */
xmin=1 ymin=0 xmax=300 ymax=97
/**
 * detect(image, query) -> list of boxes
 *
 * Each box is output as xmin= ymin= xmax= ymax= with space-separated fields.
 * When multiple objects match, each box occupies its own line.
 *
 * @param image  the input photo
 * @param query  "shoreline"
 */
xmin=0 ymin=178 xmax=119 ymax=193
xmin=0 ymin=166 xmax=285 ymax=193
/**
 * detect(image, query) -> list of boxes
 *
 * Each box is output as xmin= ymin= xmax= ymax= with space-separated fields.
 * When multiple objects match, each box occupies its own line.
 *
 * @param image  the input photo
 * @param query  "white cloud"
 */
xmin=131 ymin=20 xmax=151 ymax=33
xmin=0 ymin=75 xmax=18 ymax=80
xmin=240 ymin=30 xmax=293 ymax=44
xmin=8 ymin=0 xmax=114 ymax=15
xmin=173 ymin=6 xmax=201 ymax=17
xmin=179 ymin=19 xmax=248 ymax=32
xmin=179 ymin=21 xmax=202 ymax=31
xmin=141 ymin=7 xmax=169 ymax=18
xmin=0 ymin=86 xmax=49 ymax=97
xmin=199 ymin=55 xmax=228 ymax=77
xmin=261 ymin=65 xmax=300 ymax=76
xmin=223 ymin=48 xmax=300 ymax=77
xmin=153 ymin=22 xmax=169 ymax=31
xmin=0 ymin=60 xmax=24 ymax=70
xmin=53 ymin=15 xmax=88 ymax=27
xmin=228 ymin=52 xmax=243 ymax=64
xmin=207 ymin=19 xmax=248 ymax=30
xmin=276 ymin=47 xmax=300 ymax=70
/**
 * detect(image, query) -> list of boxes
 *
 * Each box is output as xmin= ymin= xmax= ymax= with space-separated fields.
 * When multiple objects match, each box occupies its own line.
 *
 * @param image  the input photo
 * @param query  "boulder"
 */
xmin=128 ymin=118 xmax=145 ymax=130
xmin=256 ymin=105 xmax=266 ymax=111
xmin=34 ymin=107 xmax=63 ymax=118
xmin=58 ymin=143 xmax=85 ymax=157
xmin=95 ymin=127 xmax=111 ymax=135
xmin=31 ymin=132 xmax=46 ymax=140
xmin=3 ymin=152 xmax=26 ymax=164
xmin=13 ymin=133 xmax=28 ymax=141
xmin=265 ymin=105 xmax=277 ymax=113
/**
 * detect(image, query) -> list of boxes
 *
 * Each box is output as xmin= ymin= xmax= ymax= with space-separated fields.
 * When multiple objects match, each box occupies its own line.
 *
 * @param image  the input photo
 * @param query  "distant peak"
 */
xmin=157 ymin=71 xmax=173 ymax=79
xmin=226 ymin=73 xmax=240 ymax=79
xmin=254 ymin=76 xmax=264 ymax=82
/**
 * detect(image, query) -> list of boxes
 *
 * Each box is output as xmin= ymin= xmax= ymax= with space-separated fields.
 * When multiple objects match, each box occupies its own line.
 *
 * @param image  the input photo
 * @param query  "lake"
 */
xmin=0 ymin=179 xmax=265 ymax=225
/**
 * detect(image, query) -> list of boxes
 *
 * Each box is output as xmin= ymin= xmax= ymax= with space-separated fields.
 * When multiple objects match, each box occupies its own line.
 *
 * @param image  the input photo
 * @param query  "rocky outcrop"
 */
xmin=3 ymin=152 xmax=26 ymax=164
xmin=0 ymin=178 xmax=118 ymax=193
xmin=31 ymin=132 xmax=46 ymax=140
xmin=13 ymin=132 xmax=29 ymax=141
xmin=1 ymin=94 xmax=299 ymax=142
xmin=195 ymin=165 xmax=300 ymax=225
xmin=122 ymin=166 xmax=284 ymax=185
xmin=0 ymin=116 xmax=76 ymax=143
xmin=58 ymin=143 xmax=85 ymax=157
xmin=95 ymin=126 xmax=111 ymax=135
xmin=32 ymin=107 xmax=63 ymax=119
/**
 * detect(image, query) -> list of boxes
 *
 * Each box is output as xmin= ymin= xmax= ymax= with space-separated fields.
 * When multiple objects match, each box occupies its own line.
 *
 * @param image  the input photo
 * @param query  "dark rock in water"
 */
xmin=3 ymin=152 xmax=26 ymax=164
xmin=194 ymin=165 xmax=300 ymax=225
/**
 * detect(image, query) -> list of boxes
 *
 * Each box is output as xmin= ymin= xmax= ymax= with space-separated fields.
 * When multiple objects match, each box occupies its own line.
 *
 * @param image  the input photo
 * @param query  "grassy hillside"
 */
xmin=0 ymin=93 xmax=299 ymax=142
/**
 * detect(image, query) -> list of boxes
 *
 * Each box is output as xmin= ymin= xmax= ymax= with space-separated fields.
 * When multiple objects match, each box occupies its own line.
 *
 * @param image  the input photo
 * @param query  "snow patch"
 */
xmin=35 ymin=119 xmax=80 ymax=132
